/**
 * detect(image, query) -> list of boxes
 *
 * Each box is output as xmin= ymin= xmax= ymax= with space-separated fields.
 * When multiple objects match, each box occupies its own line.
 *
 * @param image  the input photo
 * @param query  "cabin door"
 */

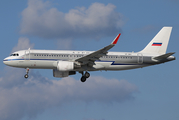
xmin=25 ymin=49 xmax=30 ymax=60
xmin=137 ymin=53 xmax=143 ymax=63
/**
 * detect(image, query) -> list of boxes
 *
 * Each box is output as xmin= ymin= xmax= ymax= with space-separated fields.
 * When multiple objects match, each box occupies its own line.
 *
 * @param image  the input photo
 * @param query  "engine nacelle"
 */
xmin=57 ymin=61 xmax=74 ymax=71
xmin=53 ymin=69 xmax=76 ymax=78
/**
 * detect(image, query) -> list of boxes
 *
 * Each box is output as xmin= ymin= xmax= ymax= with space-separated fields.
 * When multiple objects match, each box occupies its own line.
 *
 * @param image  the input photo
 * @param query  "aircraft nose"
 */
xmin=3 ymin=56 xmax=11 ymax=65
xmin=3 ymin=58 xmax=8 ymax=65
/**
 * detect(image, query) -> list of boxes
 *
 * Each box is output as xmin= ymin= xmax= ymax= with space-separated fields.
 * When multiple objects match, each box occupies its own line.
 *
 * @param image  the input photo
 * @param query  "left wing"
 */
xmin=75 ymin=34 xmax=121 ymax=65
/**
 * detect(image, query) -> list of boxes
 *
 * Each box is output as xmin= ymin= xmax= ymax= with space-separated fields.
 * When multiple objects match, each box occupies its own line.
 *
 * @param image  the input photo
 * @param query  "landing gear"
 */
xmin=81 ymin=76 xmax=86 ymax=82
xmin=84 ymin=72 xmax=90 ymax=78
xmin=80 ymin=71 xmax=90 ymax=82
xmin=24 ymin=74 xmax=28 ymax=78
xmin=24 ymin=68 xmax=29 ymax=79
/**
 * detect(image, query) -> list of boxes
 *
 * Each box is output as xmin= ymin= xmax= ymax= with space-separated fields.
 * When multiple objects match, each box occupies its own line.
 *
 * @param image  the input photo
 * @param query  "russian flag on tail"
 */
xmin=152 ymin=43 xmax=162 ymax=46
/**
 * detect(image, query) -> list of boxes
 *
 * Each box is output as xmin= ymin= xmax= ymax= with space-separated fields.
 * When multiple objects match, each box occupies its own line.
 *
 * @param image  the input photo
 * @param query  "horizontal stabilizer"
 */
xmin=153 ymin=52 xmax=175 ymax=60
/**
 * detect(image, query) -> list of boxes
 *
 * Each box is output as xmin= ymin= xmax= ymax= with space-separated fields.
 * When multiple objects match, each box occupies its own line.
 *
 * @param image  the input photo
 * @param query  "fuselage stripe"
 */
xmin=4 ymin=58 xmax=149 ymax=66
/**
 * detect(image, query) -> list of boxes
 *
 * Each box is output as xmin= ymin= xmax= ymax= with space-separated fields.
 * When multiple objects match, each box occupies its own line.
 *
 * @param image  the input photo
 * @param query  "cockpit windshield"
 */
xmin=10 ymin=53 xmax=19 ymax=56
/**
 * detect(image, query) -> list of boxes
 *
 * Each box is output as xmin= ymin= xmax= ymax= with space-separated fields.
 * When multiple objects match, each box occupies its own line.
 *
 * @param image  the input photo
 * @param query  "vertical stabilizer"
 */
xmin=140 ymin=27 xmax=172 ymax=54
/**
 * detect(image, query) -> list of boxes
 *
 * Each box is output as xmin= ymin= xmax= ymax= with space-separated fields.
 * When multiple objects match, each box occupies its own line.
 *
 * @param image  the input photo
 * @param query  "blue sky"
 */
xmin=0 ymin=0 xmax=179 ymax=120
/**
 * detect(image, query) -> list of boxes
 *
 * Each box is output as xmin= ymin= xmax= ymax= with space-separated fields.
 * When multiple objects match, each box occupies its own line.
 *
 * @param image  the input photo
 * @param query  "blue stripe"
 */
xmin=95 ymin=60 xmax=144 ymax=65
xmin=4 ymin=59 xmax=148 ymax=65
xmin=153 ymin=43 xmax=162 ymax=44
xmin=111 ymin=62 xmax=143 ymax=65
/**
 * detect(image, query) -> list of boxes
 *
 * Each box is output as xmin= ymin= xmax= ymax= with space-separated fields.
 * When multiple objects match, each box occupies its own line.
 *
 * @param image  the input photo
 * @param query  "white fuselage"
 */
xmin=3 ymin=49 xmax=163 ymax=71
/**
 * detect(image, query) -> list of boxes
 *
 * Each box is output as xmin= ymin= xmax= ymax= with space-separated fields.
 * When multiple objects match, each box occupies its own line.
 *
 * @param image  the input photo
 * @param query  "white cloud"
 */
xmin=0 ymin=67 xmax=138 ymax=120
xmin=11 ymin=37 xmax=34 ymax=53
xmin=20 ymin=0 xmax=123 ymax=40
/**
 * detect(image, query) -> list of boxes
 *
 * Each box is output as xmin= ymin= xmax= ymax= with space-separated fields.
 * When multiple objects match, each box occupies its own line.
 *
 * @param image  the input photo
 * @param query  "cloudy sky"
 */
xmin=0 ymin=0 xmax=179 ymax=120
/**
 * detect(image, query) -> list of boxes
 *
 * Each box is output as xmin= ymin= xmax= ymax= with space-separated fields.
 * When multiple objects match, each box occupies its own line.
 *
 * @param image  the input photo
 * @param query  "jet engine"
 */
xmin=57 ymin=61 xmax=74 ymax=71
xmin=53 ymin=69 xmax=76 ymax=78
xmin=57 ymin=61 xmax=81 ymax=71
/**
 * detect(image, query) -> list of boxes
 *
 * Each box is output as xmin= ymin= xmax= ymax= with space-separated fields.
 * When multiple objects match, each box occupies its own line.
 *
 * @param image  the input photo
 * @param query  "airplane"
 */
xmin=3 ymin=27 xmax=175 ymax=82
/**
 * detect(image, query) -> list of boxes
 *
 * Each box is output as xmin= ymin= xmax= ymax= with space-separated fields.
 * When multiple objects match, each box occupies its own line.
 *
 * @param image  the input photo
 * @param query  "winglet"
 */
xmin=111 ymin=33 xmax=121 ymax=45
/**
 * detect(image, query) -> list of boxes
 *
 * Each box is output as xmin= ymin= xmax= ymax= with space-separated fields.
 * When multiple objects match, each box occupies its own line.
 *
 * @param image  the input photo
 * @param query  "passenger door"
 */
xmin=137 ymin=53 xmax=143 ymax=63
xmin=25 ymin=49 xmax=30 ymax=60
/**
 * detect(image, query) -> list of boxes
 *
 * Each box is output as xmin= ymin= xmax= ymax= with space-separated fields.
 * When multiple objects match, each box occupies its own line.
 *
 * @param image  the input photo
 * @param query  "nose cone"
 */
xmin=3 ymin=58 xmax=9 ymax=65
xmin=3 ymin=56 xmax=12 ymax=66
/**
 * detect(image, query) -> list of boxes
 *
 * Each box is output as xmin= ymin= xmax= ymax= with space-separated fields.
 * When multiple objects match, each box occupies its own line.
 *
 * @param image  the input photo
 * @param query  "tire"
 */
xmin=24 ymin=74 xmax=28 ymax=79
xmin=84 ymin=72 xmax=90 ymax=78
xmin=81 ymin=76 xmax=86 ymax=82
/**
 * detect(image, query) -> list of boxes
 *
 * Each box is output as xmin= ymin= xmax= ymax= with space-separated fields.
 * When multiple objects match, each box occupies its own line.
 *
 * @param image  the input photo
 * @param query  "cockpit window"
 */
xmin=10 ymin=53 xmax=19 ymax=56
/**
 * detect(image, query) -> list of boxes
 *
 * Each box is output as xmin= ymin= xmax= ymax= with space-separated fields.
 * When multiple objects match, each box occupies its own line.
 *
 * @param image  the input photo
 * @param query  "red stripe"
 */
xmin=152 ymin=44 xmax=162 ymax=46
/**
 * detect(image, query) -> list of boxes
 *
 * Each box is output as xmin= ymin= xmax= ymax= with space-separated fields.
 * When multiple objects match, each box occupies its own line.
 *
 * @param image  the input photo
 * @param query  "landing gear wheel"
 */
xmin=84 ymin=72 xmax=90 ymax=78
xmin=24 ymin=68 xmax=29 ymax=79
xmin=81 ymin=76 xmax=87 ymax=82
xmin=79 ymin=71 xmax=90 ymax=82
xmin=24 ymin=74 xmax=28 ymax=78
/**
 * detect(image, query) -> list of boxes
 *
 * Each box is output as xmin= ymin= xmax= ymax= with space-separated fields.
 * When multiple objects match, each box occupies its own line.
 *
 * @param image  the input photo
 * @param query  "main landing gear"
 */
xmin=24 ymin=68 xmax=29 ymax=78
xmin=80 ymin=71 xmax=90 ymax=82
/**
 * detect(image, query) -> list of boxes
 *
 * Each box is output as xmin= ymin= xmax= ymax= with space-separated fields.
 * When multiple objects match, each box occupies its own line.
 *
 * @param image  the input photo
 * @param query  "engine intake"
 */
xmin=57 ymin=61 xmax=81 ymax=71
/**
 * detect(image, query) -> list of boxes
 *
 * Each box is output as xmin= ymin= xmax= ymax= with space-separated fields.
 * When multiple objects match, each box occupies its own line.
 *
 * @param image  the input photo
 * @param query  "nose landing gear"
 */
xmin=80 ymin=71 xmax=90 ymax=82
xmin=24 ymin=68 xmax=29 ymax=78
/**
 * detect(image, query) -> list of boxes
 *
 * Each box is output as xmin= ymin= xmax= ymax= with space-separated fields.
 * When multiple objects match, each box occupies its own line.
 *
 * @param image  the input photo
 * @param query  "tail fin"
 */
xmin=140 ymin=27 xmax=172 ymax=54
